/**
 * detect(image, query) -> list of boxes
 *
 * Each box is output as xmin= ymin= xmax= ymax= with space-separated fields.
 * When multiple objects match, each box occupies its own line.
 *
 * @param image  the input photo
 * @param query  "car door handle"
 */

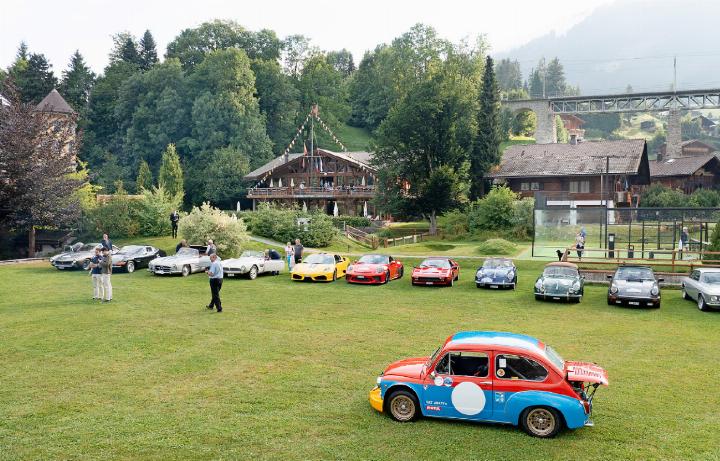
xmin=477 ymin=381 xmax=491 ymax=385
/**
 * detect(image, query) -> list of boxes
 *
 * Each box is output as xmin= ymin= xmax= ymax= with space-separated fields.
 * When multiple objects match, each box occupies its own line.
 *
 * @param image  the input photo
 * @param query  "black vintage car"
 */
xmin=111 ymin=245 xmax=166 ymax=273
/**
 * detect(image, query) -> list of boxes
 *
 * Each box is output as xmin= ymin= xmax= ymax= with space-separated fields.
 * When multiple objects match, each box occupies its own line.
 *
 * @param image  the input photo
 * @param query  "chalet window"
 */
xmin=530 ymin=182 xmax=542 ymax=191
xmin=521 ymin=182 xmax=530 ymax=191
xmin=569 ymin=180 xmax=590 ymax=193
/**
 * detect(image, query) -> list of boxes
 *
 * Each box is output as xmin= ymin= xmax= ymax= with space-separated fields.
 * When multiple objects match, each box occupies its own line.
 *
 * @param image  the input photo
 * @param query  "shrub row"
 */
xmin=245 ymin=204 xmax=337 ymax=247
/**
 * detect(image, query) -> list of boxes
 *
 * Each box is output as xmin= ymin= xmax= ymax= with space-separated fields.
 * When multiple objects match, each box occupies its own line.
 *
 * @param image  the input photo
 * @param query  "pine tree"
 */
xmin=545 ymin=58 xmax=567 ymax=97
xmin=136 ymin=160 xmax=153 ymax=191
xmin=138 ymin=30 xmax=159 ymax=70
xmin=20 ymin=53 xmax=58 ymax=103
xmin=59 ymin=50 xmax=96 ymax=112
xmin=7 ymin=43 xmax=30 ymax=93
xmin=471 ymin=55 xmax=501 ymax=200
xmin=158 ymin=144 xmax=184 ymax=199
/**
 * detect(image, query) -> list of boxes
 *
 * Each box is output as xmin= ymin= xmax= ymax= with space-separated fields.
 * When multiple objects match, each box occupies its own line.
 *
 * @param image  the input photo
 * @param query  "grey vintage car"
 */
xmin=681 ymin=268 xmax=720 ymax=311
xmin=607 ymin=265 xmax=662 ymax=308
xmin=148 ymin=246 xmax=210 ymax=276
xmin=50 ymin=242 xmax=119 ymax=270
xmin=534 ymin=262 xmax=584 ymax=302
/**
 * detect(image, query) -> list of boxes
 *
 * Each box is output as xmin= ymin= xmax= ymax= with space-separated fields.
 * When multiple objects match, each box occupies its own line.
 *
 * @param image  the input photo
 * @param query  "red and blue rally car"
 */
xmin=369 ymin=331 xmax=608 ymax=437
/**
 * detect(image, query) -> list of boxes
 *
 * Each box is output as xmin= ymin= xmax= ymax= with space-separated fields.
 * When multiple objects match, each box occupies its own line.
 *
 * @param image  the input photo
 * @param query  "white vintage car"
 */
xmin=681 ymin=267 xmax=720 ymax=311
xmin=222 ymin=250 xmax=284 ymax=279
xmin=148 ymin=246 xmax=210 ymax=276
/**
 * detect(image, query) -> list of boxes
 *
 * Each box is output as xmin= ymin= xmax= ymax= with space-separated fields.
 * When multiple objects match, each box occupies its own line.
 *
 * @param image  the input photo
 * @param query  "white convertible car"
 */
xmin=148 ymin=246 xmax=210 ymax=276
xmin=222 ymin=250 xmax=284 ymax=279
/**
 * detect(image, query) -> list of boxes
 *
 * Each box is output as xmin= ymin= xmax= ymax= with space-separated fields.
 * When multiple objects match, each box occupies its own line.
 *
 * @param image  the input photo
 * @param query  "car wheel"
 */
xmin=126 ymin=261 xmax=135 ymax=273
xmin=535 ymin=294 xmax=542 ymax=301
xmin=332 ymin=269 xmax=337 ymax=281
xmin=383 ymin=270 xmax=390 ymax=284
xmin=387 ymin=390 xmax=419 ymax=422
xmin=81 ymin=259 xmax=91 ymax=270
xmin=698 ymin=295 xmax=708 ymax=312
xmin=181 ymin=265 xmax=191 ymax=277
xmin=682 ymin=288 xmax=689 ymax=300
xmin=449 ymin=277 xmax=454 ymax=287
xmin=248 ymin=266 xmax=258 ymax=280
xmin=521 ymin=406 xmax=562 ymax=438
xmin=607 ymin=297 xmax=614 ymax=306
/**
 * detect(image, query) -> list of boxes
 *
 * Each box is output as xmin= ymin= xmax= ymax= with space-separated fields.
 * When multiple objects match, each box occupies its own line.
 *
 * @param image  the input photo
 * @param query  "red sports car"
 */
xmin=411 ymin=257 xmax=459 ymax=287
xmin=346 ymin=254 xmax=404 ymax=284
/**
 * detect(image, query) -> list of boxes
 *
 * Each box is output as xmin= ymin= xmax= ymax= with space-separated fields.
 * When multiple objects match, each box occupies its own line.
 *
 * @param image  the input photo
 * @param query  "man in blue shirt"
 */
xmin=205 ymin=253 xmax=223 ymax=313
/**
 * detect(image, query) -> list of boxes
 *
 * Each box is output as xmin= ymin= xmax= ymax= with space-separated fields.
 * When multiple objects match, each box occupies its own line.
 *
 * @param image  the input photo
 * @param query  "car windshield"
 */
xmin=544 ymin=345 xmax=565 ymax=370
xmin=615 ymin=267 xmax=654 ymax=281
xmin=358 ymin=254 xmax=389 ymax=264
xmin=483 ymin=259 xmax=512 ymax=269
xmin=120 ymin=245 xmax=143 ymax=254
xmin=702 ymin=273 xmax=720 ymax=284
xmin=79 ymin=244 xmax=98 ymax=252
xmin=543 ymin=266 xmax=578 ymax=278
xmin=420 ymin=259 xmax=450 ymax=269
xmin=305 ymin=254 xmax=334 ymax=265
xmin=176 ymin=248 xmax=198 ymax=257
xmin=426 ymin=345 xmax=442 ymax=369
xmin=241 ymin=251 xmax=264 ymax=258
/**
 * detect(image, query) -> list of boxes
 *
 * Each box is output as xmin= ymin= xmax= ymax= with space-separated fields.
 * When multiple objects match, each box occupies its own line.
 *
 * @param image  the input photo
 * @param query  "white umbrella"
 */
xmin=363 ymin=201 xmax=368 ymax=217
xmin=361 ymin=176 xmax=366 ymax=186
xmin=278 ymin=178 xmax=283 ymax=187
xmin=333 ymin=201 xmax=339 ymax=217
xmin=236 ymin=201 xmax=241 ymax=212
xmin=291 ymin=178 xmax=295 ymax=187
xmin=270 ymin=178 xmax=274 ymax=187
xmin=303 ymin=201 xmax=307 ymax=212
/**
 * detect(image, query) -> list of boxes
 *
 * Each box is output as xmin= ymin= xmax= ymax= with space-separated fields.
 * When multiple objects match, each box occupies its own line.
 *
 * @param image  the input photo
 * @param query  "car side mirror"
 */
xmin=429 ymin=371 xmax=436 ymax=379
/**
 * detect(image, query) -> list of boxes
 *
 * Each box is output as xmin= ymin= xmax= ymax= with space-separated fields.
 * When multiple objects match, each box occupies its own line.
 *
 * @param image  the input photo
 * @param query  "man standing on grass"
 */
xmin=170 ymin=210 xmax=180 ymax=239
xmin=206 ymin=253 xmax=223 ymax=313
xmin=89 ymin=247 xmax=103 ymax=300
xmin=100 ymin=233 xmax=112 ymax=251
xmin=293 ymin=238 xmax=304 ymax=264
xmin=100 ymin=247 xmax=113 ymax=302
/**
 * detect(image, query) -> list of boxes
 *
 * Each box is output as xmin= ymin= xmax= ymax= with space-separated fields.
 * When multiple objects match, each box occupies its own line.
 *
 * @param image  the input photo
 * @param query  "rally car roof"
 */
xmin=447 ymin=331 xmax=543 ymax=353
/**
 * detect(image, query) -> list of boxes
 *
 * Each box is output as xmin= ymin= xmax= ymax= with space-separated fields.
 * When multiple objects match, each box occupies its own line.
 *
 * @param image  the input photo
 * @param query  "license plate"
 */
xmin=490 ymin=285 xmax=498 ymax=289
xmin=629 ymin=301 xmax=639 ymax=305
xmin=228 ymin=274 xmax=235 ymax=277
xmin=426 ymin=282 xmax=434 ymax=285
xmin=356 ymin=275 xmax=365 ymax=279
xmin=57 ymin=266 xmax=64 ymax=270
xmin=552 ymin=297 xmax=561 ymax=300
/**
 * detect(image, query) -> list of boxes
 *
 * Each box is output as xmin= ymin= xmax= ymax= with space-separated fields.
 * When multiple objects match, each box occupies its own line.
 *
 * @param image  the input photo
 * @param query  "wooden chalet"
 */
xmin=658 ymin=139 xmax=715 ymax=159
xmin=486 ymin=139 xmax=650 ymax=208
xmin=559 ymin=114 xmax=586 ymax=141
xmin=650 ymin=154 xmax=720 ymax=193
xmin=245 ymin=148 xmax=377 ymax=216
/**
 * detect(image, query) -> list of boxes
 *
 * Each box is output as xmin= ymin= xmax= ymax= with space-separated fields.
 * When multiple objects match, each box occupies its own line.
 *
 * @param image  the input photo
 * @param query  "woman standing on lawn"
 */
xmin=284 ymin=242 xmax=294 ymax=271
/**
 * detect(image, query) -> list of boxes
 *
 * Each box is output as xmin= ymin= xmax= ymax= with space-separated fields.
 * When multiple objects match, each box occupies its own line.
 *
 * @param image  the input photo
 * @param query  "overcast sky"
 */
xmin=1 ymin=0 xmax=616 ymax=75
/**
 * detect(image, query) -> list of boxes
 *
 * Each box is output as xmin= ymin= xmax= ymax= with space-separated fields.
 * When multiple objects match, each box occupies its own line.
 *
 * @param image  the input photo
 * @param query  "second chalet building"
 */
xmin=244 ymin=148 xmax=377 ymax=216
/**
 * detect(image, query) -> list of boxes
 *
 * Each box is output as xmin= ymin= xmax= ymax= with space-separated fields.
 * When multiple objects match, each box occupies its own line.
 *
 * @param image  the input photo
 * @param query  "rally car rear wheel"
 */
xmin=387 ymin=390 xmax=419 ymax=422
xmin=521 ymin=407 xmax=561 ymax=438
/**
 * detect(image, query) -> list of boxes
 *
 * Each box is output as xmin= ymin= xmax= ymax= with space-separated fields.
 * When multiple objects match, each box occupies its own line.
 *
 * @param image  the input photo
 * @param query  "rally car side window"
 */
xmin=495 ymin=354 xmax=548 ymax=382
xmin=434 ymin=352 xmax=489 ymax=377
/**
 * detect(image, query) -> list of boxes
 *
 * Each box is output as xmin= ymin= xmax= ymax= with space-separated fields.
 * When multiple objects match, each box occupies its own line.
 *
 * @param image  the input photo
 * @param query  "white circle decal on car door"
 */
xmin=451 ymin=381 xmax=486 ymax=415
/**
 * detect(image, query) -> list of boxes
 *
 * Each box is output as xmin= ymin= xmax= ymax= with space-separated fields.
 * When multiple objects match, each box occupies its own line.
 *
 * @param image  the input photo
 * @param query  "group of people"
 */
xmin=284 ymin=239 xmax=304 ymax=270
xmin=88 ymin=233 xmax=114 ymax=302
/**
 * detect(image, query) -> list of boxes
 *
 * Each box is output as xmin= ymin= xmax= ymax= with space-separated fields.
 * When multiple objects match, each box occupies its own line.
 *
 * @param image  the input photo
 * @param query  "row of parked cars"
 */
xmin=50 ymin=243 xmax=719 ymax=311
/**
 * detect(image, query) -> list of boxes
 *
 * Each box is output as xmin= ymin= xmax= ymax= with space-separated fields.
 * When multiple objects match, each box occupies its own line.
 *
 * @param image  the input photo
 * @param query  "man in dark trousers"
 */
xmin=170 ymin=210 xmax=180 ymax=238
xmin=100 ymin=233 xmax=113 ymax=251
xmin=205 ymin=253 xmax=223 ymax=313
xmin=293 ymin=238 xmax=303 ymax=264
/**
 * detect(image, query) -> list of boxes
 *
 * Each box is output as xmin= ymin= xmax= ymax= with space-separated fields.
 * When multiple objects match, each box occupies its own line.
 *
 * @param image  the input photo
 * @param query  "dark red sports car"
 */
xmin=346 ymin=254 xmax=404 ymax=284
xmin=411 ymin=257 xmax=459 ymax=287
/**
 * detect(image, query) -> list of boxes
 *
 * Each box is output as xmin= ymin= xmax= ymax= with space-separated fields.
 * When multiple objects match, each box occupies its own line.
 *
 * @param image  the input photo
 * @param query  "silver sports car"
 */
xmin=607 ymin=265 xmax=662 ymax=308
xmin=681 ymin=268 xmax=720 ymax=312
xmin=148 ymin=246 xmax=210 ymax=276
xmin=50 ymin=242 xmax=119 ymax=270
xmin=222 ymin=250 xmax=284 ymax=279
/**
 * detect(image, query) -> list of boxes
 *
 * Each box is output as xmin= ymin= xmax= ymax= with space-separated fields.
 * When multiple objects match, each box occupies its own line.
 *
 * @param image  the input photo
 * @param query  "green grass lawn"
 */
xmin=2 ymin=257 xmax=719 ymax=460
xmin=334 ymin=124 xmax=372 ymax=151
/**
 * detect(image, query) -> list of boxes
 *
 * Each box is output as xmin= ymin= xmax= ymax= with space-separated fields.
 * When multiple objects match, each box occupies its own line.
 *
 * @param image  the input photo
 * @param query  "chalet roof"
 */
xmin=649 ymin=154 xmax=719 ymax=177
xmin=559 ymin=114 xmax=585 ymax=125
xmin=35 ymin=89 xmax=75 ymax=114
xmin=486 ymin=139 xmax=647 ymax=179
xmin=244 ymin=148 xmax=374 ymax=180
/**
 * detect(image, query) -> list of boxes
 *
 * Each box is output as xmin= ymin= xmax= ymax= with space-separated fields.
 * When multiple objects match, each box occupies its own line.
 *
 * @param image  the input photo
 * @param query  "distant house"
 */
xmin=658 ymin=140 xmax=715 ymax=160
xmin=559 ymin=114 xmax=585 ymax=141
xmin=244 ymin=148 xmax=377 ymax=216
xmin=649 ymin=154 xmax=720 ymax=194
xmin=692 ymin=115 xmax=717 ymax=134
xmin=639 ymin=120 xmax=656 ymax=132
xmin=486 ymin=139 xmax=650 ymax=207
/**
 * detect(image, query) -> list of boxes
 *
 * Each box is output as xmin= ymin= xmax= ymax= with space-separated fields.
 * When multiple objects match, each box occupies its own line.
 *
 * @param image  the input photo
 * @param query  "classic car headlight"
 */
xmin=347 ymin=265 xmax=354 ymax=272
xmin=376 ymin=376 xmax=382 ymax=385
xmin=506 ymin=271 xmax=514 ymax=280
xmin=172 ymin=264 xmax=178 ymax=270
xmin=535 ymin=279 xmax=544 ymax=292
xmin=610 ymin=283 xmax=618 ymax=294
xmin=710 ymin=295 xmax=720 ymax=302
xmin=375 ymin=267 xmax=384 ymax=274
xmin=571 ymin=281 xmax=581 ymax=293
xmin=651 ymin=285 xmax=659 ymax=296
xmin=240 ymin=265 xmax=246 ymax=272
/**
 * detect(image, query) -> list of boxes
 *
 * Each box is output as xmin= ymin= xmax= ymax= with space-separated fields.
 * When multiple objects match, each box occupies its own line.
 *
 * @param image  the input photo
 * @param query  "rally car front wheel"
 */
xmin=521 ymin=406 xmax=562 ymax=438
xmin=387 ymin=390 xmax=419 ymax=422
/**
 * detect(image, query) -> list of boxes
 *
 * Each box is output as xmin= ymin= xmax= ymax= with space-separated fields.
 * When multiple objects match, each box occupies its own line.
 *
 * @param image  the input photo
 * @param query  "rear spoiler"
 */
xmin=566 ymin=361 xmax=609 ymax=386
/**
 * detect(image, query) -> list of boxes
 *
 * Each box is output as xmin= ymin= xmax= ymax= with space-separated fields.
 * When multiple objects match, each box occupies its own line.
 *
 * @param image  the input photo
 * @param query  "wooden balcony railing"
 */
xmin=248 ymin=186 xmax=375 ymax=198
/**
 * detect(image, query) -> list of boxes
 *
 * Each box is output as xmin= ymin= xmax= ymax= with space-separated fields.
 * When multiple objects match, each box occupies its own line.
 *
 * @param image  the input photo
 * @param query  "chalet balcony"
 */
xmin=247 ymin=186 xmax=376 ymax=199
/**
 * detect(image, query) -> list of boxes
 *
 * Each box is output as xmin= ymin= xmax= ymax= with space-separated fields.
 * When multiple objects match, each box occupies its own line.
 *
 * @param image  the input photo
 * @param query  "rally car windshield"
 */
xmin=359 ymin=255 xmax=389 ymax=264
xmin=483 ymin=259 xmax=512 ymax=268
xmin=543 ymin=267 xmax=578 ymax=278
xmin=545 ymin=345 xmax=565 ymax=370
xmin=615 ymin=267 xmax=654 ymax=281
xmin=305 ymin=254 xmax=335 ymax=265
xmin=241 ymin=251 xmax=264 ymax=258
xmin=702 ymin=273 xmax=720 ymax=284
xmin=420 ymin=259 xmax=451 ymax=269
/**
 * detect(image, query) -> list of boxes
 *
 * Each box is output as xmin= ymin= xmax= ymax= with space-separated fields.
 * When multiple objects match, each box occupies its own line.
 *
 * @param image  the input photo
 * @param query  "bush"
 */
xmin=689 ymin=189 xmax=720 ymax=208
xmin=438 ymin=209 xmax=469 ymax=237
xmin=640 ymin=184 xmax=686 ymax=208
xmin=249 ymin=204 xmax=337 ymax=247
xmin=511 ymin=198 xmax=535 ymax=239
xmin=476 ymin=238 xmax=517 ymax=256
xmin=86 ymin=187 xmax=140 ymax=238
xmin=134 ymin=186 xmax=183 ymax=237
xmin=178 ymin=203 xmax=249 ymax=257
xmin=469 ymin=186 xmax=518 ymax=231
xmin=333 ymin=215 xmax=372 ymax=228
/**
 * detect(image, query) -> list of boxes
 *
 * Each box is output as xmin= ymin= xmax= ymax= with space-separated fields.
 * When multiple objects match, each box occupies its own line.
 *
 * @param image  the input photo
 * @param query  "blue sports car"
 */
xmin=475 ymin=258 xmax=517 ymax=289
